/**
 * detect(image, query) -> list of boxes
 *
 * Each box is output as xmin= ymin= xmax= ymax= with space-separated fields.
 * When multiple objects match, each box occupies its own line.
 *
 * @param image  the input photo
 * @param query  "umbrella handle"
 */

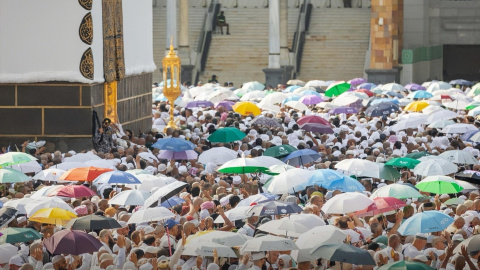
xmin=166 ymin=226 xmax=172 ymax=256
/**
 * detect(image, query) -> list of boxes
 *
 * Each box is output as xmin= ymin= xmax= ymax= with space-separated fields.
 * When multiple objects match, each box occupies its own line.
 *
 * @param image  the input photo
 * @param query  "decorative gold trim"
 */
xmin=0 ymin=135 xmax=92 ymax=138
xmin=41 ymin=108 xmax=45 ymax=135
xmin=0 ymin=106 xmax=92 ymax=109
xmin=79 ymin=12 xmax=93 ymax=45
xmin=102 ymin=0 xmax=125 ymax=82
xmin=14 ymin=85 xmax=17 ymax=106
xmin=80 ymin=48 xmax=94 ymax=80
xmin=92 ymin=103 xmax=105 ymax=108
xmin=121 ymin=115 xmax=152 ymax=125
xmin=78 ymin=0 xmax=93 ymax=10
xmin=79 ymin=86 xmax=83 ymax=106
xmin=104 ymin=81 xmax=118 ymax=123
xmin=116 ymin=92 xmax=152 ymax=102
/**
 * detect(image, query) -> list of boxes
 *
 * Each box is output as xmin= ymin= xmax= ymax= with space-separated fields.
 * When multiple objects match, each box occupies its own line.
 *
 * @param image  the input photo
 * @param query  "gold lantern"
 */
xmin=162 ymin=37 xmax=181 ymax=130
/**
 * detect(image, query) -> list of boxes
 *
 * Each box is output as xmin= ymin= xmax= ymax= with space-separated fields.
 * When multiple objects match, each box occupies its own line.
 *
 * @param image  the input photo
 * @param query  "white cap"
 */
xmin=233 ymin=176 xmax=242 ymax=185
xmin=8 ymin=255 xmax=23 ymax=266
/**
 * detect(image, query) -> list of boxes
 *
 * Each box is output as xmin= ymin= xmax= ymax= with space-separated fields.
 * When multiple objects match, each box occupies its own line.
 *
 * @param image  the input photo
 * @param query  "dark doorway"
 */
xmin=443 ymin=45 xmax=480 ymax=81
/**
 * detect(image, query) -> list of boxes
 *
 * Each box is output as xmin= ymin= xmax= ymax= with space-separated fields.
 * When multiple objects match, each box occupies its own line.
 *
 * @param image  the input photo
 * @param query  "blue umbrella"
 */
xmin=397 ymin=211 xmax=454 ymax=235
xmin=407 ymin=90 xmax=433 ymax=99
xmin=301 ymin=90 xmax=321 ymax=96
xmin=282 ymin=95 xmax=301 ymax=105
xmin=304 ymin=169 xmax=344 ymax=188
xmin=365 ymin=102 xmax=400 ymax=117
xmin=152 ymin=138 xmax=196 ymax=151
xmin=384 ymin=91 xmax=403 ymax=98
xmin=449 ymin=79 xmax=472 ymax=86
xmin=160 ymin=196 xmax=185 ymax=208
xmin=94 ymin=171 xmax=141 ymax=185
xmin=461 ymin=130 xmax=480 ymax=142
xmin=369 ymin=98 xmax=399 ymax=106
xmin=357 ymin=83 xmax=377 ymax=90
xmin=283 ymin=149 xmax=321 ymax=167
xmin=321 ymin=175 xmax=365 ymax=192
xmin=285 ymin=85 xmax=301 ymax=92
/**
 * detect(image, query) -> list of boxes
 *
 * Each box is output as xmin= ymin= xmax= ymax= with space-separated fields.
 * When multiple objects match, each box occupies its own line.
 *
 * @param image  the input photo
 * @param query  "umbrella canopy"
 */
xmin=413 ymin=159 xmax=458 ymax=177
xmin=48 ymin=185 xmax=96 ymax=198
xmin=405 ymin=83 xmax=426 ymax=91
xmin=237 ymin=193 xmax=278 ymax=207
xmin=213 ymin=206 xmax=250 ymax=223
xmin=29 ymin=207 xmax=77 ymax=226
xmin=127 ymin=207 xmax=176 ymax=224
xmin=0 ymin=208 xmax=18 ymax=228
xmin=416 ymin=176 xmax=464 ymax=194
xmin=453 ymin=234 xmax=480 ymax=254
xmin=325 ymin=82 xmax=350 ymax=97
xmin=439 ymin=150 xmax=478 ymax=165
xmin=267 ymin=168 xmax=314 ymax=194
xmin=32 ymin=168 xmax=67 ymax=182
xmin=322 ymin=192 xmax=374 ymax=214
xmin=253 ymin=156 xmax=285 ymax=167
xmin=198 ymin=147 xmax=238 ymax=165
xmin=371 ymin=183 xmax=424 ymax=199
xmin=208 ymin=127 xmax=246 ymax=143
xmin=215 ymin=100 xmax=235 ymax=110
xmin=306 ymin=169 xmax=344 ymax=187
xmin=310 ymin=243 xmax=375 ymax=266
xmin=442 ymin=123 xmax=478 ymax=134
xmin=382 ymin=82 xmax=406 ymax=92
xmin=300 ymin=94 xmax=323 ymax=105
xmin=93 ymin=171 xmax=141 ymax=185
xmin=242 ymin=81 xmax=265 ymax=91
xmin=300 ymin=123 xmax=334 ymax=134
xmin=377 ymin=261 xmax=434 ymax=270
xmin=161 ymin=196 xmax=186 ymax=208
xmin=355 ymin=197 xmax=406 ymax=217
xmin=264 ymin=145 xmax=297 ymax=158
xmin=249 ymin=116 xmax=282 ymax=128
xmin=0 ymin=168 xmax=30 ymax=183
xmin=296 ymin=115 xmax=330 ymax=126
xmin=58 ymin=166 xmax=113 ymax=182
xmin=287 ymin=79 xmax=306 ymax=86
xmin=184 ymin=100 xmax=214 ymax=108
xmin=256 ymin=219 xmax=309 ymax=237
xmin=143 ymin=181 xmax=188 ymax=208
xmin=240 ymin=234 xmax=298 ymax=252
xmin=397 ymin=211 xmax=454 ymax=235
xmin=6 ymin=161 xmax=42 ymax=174
xmin=283 ymin=149 xmax=321 ymax=167
xmin=53 ymin=162 xmax=87 ymax=171
xmin=217 ymin=156 xmax=269 ymax=174
xmin=404 ymin=101 xmax=429 ymax=112
xmin=186 ymin=230 xmax=252 ymax=247
xmin=232 ymin=101 xmax=261 ymax=116
xmin=66 ymin=215 xmax=121 ymax=231
xmin=356 ymin=163 xmax=400 ymax=181
xmin=320 ymin=174 xmax=365 ymax=192
xmin=291 ymin=225 xmax=346 ymax=262
xmin=158 ymin=150 xmax=198 ymax=160
xmin=0 ymin=152 xmax=37 ymax=166
xmin=328 ymin=107 xmax=358 ymax=114
xmin=335 ymin=159 xmax=378 ymax=174
xmin=285 ymin=101 xmax=309 ymax=111
xmin=108 ymin=189 xmax=151 ymax=206
xmin=152 ymin=138 xmax=196 ymax=151
xmin=136 ymin=176 xmax=176 ymax=191
xmin=364 ymin=102 xmax=400 ymax=117
xmin=189 ymin=242 xmax=237 ymax=258
xmin=407 ymin=90 xmax=433 ymax=99
xmin=0 ymin=228 xmax=42 ymax=244
xmin=385 ymin=157 xmax=420 ymax=169
xmin=406 ymin=151 xmax=431 ymax=159
xmin=44 ymin=229 xmax=103 ymax=255
xmin=286 ymin=214 xmax=326 ymax=229
xmin=428 ymin=119 xmax=456 ymax=129
xmin=247 ymin=201 xmax=304 ymax=217
xmin=24 ymin=197 xmax=75 ymax=216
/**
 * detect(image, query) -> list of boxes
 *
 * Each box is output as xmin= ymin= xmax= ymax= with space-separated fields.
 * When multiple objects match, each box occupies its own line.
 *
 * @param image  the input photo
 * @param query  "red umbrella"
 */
xmin=355 ymin=197 xmax=406 ymax=217
xmin=59 ymin=166 xmax=113 ymax=182
xmin=44 ymin=230 xmax=103 ymax=255
xmin=296 ymin=115 xmax=330 ymax=126
xmin=354 ymin=89 xmax=373 ymax=97
xmin=48 ymin=185 xmax=96 ymax=198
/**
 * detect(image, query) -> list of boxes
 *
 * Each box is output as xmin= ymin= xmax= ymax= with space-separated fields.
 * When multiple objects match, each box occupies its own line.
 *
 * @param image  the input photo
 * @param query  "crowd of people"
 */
xmin=1 ymin=78 xmax=480 ymax=270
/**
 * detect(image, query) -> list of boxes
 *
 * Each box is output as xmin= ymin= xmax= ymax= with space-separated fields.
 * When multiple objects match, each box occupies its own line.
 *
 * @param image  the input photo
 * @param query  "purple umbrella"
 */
xmin=347 ymin=99 xmax=364 ymax=109
xmin=300 ymin=95 xmax=323 ymax=105
xmin=405 ymin=83 xmax=426 ymax=91
xmin=300 ymin=123 xmax=334 ymax=134
xmin=357 ymin=83 xmax=377 ymax=90
xmin=185 ymin=100 xmax=214 ymax=108
xmin=328 ymin=107 xmax=359 ymax=114
xmin=215 ymin=101 xmax=235 ymax=110
xmin=349 ymin=78 xmax=367 ymax=87
xmin=44 ymin=230 xmax=103 ymax=255
xmin=158 ymin=150 xmax=198 ymax=160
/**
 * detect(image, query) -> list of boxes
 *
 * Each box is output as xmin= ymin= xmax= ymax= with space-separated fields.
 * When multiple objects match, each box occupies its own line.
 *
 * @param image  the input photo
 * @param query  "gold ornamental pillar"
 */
xmin=163 ymin=38 xmax=181 ymax=130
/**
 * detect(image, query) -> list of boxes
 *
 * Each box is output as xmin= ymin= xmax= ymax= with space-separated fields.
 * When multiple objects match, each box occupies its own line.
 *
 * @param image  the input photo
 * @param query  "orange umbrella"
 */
xmin=58 ymin=166 xmax=113 ymax=181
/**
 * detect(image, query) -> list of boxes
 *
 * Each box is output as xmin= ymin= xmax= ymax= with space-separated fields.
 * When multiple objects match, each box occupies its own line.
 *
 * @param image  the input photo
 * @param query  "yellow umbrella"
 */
xmin=29 ymin=207 xmax=77 ymax=226
xmin=404 ymin=101 xmax=429 ymax=112
xmin=232 ymin=101 xmax=261 ymax=116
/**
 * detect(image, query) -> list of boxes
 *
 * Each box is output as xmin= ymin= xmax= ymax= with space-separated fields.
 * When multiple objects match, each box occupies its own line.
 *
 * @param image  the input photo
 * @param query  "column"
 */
xmin=166 ymin=0 xmax=177 ymax=51
xmin=263 ymin=0 xmax=284 ymax=87
xmin=178 ymin=0 xmax=194 ymax=83
xmin=279 ymin=0 xmax=289 ymax=66
xmin=179 ymin=0 xmax=189 ymax=49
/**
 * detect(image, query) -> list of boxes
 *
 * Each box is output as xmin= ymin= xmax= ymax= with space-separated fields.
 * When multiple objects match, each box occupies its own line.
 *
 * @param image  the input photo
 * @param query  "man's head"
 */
xmin=52 ymin=255 xmax=67 ymax=270
xmin=412 ymin=233 xmax=428 ymax=250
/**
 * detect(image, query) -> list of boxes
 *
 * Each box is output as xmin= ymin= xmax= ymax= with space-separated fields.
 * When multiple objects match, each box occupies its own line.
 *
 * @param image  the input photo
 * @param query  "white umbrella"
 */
xmin=261 ymin=92 xmax=288 ymax=104
xmin=138 ymin=152 xmax=159 ymax=163
xmin=7 ymin=161 xmax=42 ymax=174
xmin=84 ymin=159 xmax=116 ymax=169
xmin=285 ymin=101 xmax=309 ymax=112
xmin=207 ymin=89 xmax=238 ymax=103
xmin=108 ymin=189 xmax=151 ymax=206
xmin=253 ymin=156 xmax=285 ymax=167
xmin=3 ymin=198 xmax=36 ymax=215
xmin=257 ymin=101 xmax=280 ymax=113
xmin=186 ymin=231 xmax=252 ymax=247
xmin=63 ymin=152 xmax=101 ymax=162
xmin=213 ymin=206 xmax=250 ymax=223
xmin=305 ymin=80 xmax=328 ymax=88
xmin=241 ymin=90 xmax=265 ymax=101
xmin=442 ymin=124 xmax=478 ymax=134
xmin=240 ymin=235 xmax=298 ymax=253
xmin=267 ymin=169 xmax=314 ymax=194
xmin=53 ymin=162 xmax=86 ymax=170
xmin=455 ymin=180 xmax=479 ymax=190
xmin=381 ymin=83 xmax=406 ymax=92
xmin=268 ymin=164 xmax=296 ymax=174
xmin=0 ymin=244 xmax=19 ymax=264
xmin=290 ymin=225 xmax=346 ymax=262
xmin=286 ymin=214 xmax=326 ymax=229
xmin=418 ymin=155 xmax=450 ymax=162
xmin=428 ymin=119 xmax=456 ymax=129
xmin=427 ymin=81 xmax=451 ymax=93
xmin=30 ymin=185 xmax=61 ymax=199
xmin=334 ymin=159 xmax=378 ymax=174
xmin=445 ymin=197 xmax=465 ymax=205
xmin=237 ymin=193 xmax=278 ymax=207
xmin=332 ymin=95 xmax=361 ymax=107
xmin=444 ymin=100 xmax=469 ymax=110
xmin=422 ymin=105 xmax=443 ymax=114
xmin=426 ymin=110 xmax=458 ymax=123
xmin=242 ymin=81 xmax=265 ymax=91
xmin=322 ymin=192 xmax=374 ymax=214
xmin=192 ymin=242 xmax=237 ymax=258
xmin=217 ymin=156 xmax=269 ymax=174
xmin=392 ymin=114 xmax=428 ymax=130
xmin=198 ymin=147 xmax=238 ymax=165
xmin=257 ymin=219 xmax=310 ymax=237
xmin=24 ymin=197 xmax=75 ymax=216
xmin=413 ymin=159 xmax=458 ymax=176
xmin=468 ymin=107 xmax=480 ymax=117
xmin=139 ymin=176 xmax=176 ymax=192
xmin=440 ymin=150 xmax=478 ymax=165
xmin=194 ymin=90 xmax=214 ymax=101
xmin=143 ymin=181 xmax=188 ymax=208
xmin=32 ymin=169 xmax=66 ymax=182
xmin=127 ymin=207 xmax=175 ymax=224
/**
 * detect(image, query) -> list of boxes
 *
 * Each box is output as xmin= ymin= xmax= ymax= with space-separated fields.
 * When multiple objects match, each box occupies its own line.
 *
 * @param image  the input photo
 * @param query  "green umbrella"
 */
xmin=0 ymin=228 xmax=42 ymax=244
xmin=264 ymin=145 xmax=297 ymax=158
xmin=416 ymin=175 xmax=464 ymax=194
xmin=466 ymin=101 xmax=480 ymax=110
xmin=385 ymin=157 xmax=420 ymax=169
xmin=208 ymin=127 xmax=246 ymax=143
xmin=0 ymin=152 xmax=37 ymax=167
xmin=406 ymin=151 xmax=431 ymax=159
xmin=66 ymin=215 xmax=122 ymax=231
xmin=324 ymin=82 xmax=351 ymax=97
xmin=217 ymin=156 xmax=269 ymax=174
xmin=371 ymin=183 xmax=424 ymax=199
xmin=357 ymin=163 xmax=400 ymax=181
xmin=378 ymin=260 xmax=434 ymax=270
xmin=0 ymin=169 xmax=30 ymax=183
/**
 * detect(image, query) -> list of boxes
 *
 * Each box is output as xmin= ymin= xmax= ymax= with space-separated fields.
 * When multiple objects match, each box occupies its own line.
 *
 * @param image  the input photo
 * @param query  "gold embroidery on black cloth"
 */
xmin=79 ymin=12 xmax=93 ymax=45
xmin=102 ymin=0 xmax=125 ymax=83
xmin=79 ymin=0 xmax=93 ymax=10
xmin=80 ymin=48 xmax=94 ymax=80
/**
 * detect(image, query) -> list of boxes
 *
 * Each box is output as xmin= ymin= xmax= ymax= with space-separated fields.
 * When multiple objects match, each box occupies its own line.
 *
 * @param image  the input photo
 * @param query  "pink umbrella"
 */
xmin=48 ymin=185 xmax=96 ymax=198
xmin=299 ymin=95 xmax=323 ymax=105
xmin=44 ymin=230 xmax=103 ymax=255
xmin=158 ymin=150 xmax=198 ymax=160
xmin=355 ymin=197 xmax=406 ymax=217
xmin=297 ymin=115 xmax=330 ymax=126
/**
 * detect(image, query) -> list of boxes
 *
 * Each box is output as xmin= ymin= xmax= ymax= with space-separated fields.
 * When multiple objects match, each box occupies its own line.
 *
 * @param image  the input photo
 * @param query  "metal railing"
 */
xmin=292 ymin=0 xmax=312 ymax=76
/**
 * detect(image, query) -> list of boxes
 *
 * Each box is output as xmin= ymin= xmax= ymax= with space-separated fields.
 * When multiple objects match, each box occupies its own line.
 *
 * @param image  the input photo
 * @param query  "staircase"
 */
xmin=152 ymin=1 xmax=207 ymax=83
xmin=200 ymin=7 xmax=299 ymax=88
xmin=299 ymin=8 xmax=370 ymax=81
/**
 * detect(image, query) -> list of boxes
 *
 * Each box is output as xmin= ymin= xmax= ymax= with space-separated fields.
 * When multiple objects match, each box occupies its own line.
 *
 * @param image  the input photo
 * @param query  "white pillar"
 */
xmin=179 ymin=0 xmax=189 ymax=48
xmin=279 ymin=0 xmax=289 ymax=66
xmin=268 ymin=0 xmax=281 ymax=69
xmin=166 ymin=0 xmax=177 ymax=51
